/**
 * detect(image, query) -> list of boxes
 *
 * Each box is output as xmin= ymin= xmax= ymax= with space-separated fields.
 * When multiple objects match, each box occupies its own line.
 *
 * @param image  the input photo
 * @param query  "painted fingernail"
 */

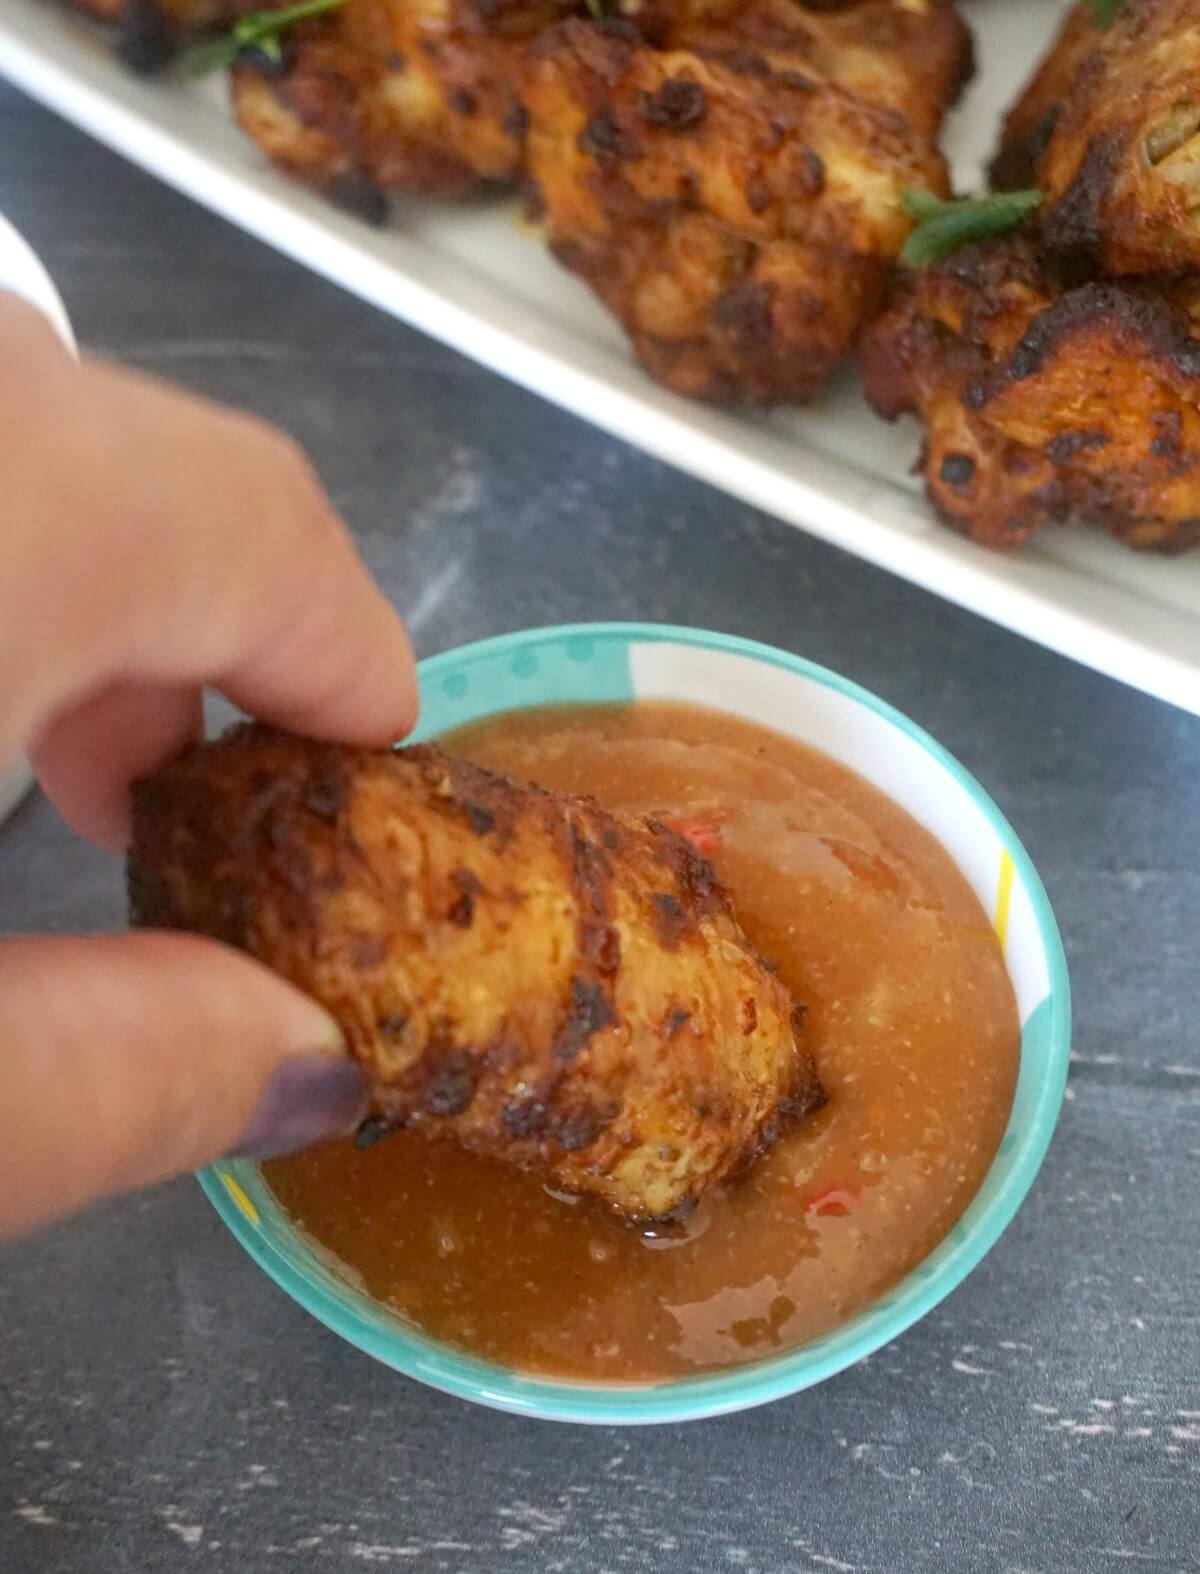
xmin=229 ymin=1056 xmax=369 ymax=1161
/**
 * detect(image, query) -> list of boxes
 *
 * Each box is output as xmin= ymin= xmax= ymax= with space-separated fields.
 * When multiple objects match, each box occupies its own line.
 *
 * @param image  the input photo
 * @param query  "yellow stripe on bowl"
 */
xmin=219 ymin=1170 xmax=260 ymax=1226
xmin=994 ymin=849 xmax=1016 ymax=953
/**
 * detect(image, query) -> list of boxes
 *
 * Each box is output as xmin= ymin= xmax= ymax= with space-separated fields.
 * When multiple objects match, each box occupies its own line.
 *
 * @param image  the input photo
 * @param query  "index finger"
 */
xmin=0 ymin=297 xmax=417 ymax=843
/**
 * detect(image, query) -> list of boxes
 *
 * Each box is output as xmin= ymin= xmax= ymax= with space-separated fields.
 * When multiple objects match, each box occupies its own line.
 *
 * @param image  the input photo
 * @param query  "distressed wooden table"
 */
xmin=1 ymin=78 xmax=1198 ymax=1574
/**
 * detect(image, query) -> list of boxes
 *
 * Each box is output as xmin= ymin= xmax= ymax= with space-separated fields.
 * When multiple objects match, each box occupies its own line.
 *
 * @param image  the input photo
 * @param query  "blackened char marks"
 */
xmin=653 ymin=824 xmax=729 ymax=920
xmin=939 ymin=452 xmax=976 ymax=488
xmin=554 ymin=975 xmax=616 ymax=1063
xmin=557 ymin=1101 xmax=619 ymax=1151
xmin=503 ymin=101 xmax=529 ymax=139
xmin=640 ymin=78 xmax=707 ymax=131
xmin=420 ymin=1046 xmax=478 ymax=1116
xmin=993 ymin=283 xmax=1200 ymax=394
xmin=1045 ymin=427 xmax=1110 ymax=462
xmin=447 ymin=868 xmax=483 ymax=928
xmin=1041 ymin=128 xmax=1123 ymax=262
xmin=466 ymin=800 xmax=496 ymax=836
xmin=405 ymin=746 xmax=529 ymax=844
xmin=302 ymin=764 xmax=345 ymax=824
xmin=354 ymin=1115 xmax=396 ymax=1150
xmin=579 ymin=109 xmax=629 ymax=167
xmin=1151 ymin=409 xmax=1188 ymax=467
xmin=714 ymin=282 xmax=773 ymax=353
xmin=566 ymin=818 xmax=620 ymax=976
xmin=501 ymin=1094 xmax=617 ymax=1154
xmin=502 ymin=1097 xmax=549 ymax=1139
xmin=991 ymin=103 xmax=1060 ymax=192
xmin=651 ymin=891 xmax=695 ymax=948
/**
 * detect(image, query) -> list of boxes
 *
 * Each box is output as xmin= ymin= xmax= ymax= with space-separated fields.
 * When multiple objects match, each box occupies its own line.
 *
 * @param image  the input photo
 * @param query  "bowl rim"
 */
xmin=198 ymin=621 xmax=1071 ymax=1424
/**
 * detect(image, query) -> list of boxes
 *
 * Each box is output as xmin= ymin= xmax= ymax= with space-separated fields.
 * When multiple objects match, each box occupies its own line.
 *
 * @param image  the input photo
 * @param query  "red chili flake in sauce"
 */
xmin=662 ymin=813 xmax=725 ymax=857
xmin=804 ymin=1186 xmax=858 ymax=1218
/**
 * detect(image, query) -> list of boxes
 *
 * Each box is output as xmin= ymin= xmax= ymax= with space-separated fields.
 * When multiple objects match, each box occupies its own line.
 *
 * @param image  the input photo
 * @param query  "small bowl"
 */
xmin=0 ymin=211 xmax=76 ymax=828
xmin=199 ymin=623 xmax=1070 ymax=1424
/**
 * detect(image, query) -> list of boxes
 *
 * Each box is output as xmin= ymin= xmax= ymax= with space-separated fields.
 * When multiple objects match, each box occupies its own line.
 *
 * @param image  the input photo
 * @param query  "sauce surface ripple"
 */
xmin=264 ymin=702 xmax=1020 ymax=1381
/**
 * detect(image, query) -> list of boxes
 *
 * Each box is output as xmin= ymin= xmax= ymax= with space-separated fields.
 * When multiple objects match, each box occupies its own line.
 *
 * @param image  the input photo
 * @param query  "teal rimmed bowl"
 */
xmin=198 ymin=623 xmax=1071 ymax=1424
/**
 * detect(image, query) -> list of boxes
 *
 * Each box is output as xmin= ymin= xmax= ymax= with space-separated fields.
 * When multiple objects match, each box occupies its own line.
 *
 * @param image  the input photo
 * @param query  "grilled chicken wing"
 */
xmin=128 ymin=725 xmax=823 ymax=1223
xmin=231 ymin=0 xmax=577 ymax=203
xmin=861 ymin=233 xmax=1200 ymax=551
xmin=522 ymin=14 xmax=953 ymax=403
xmin=993 ymin=0 xmax=1200 ymax=275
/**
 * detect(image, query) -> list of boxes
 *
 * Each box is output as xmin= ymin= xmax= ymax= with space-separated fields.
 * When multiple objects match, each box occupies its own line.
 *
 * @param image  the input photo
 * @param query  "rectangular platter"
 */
xmin=2 ymin=0 xmax=1198 ymax=715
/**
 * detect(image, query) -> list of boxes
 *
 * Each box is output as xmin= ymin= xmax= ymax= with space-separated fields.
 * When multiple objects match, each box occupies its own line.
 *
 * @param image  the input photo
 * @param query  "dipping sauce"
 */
xmin=265 ymin=702 xmax=1019 ymax=1381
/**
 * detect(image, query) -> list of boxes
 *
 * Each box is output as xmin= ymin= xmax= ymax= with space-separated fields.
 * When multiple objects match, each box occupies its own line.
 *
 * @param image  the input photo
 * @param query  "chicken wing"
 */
xmin=861 ymin=233 xmax=1200 ymax=551
xmin=231 ymin=0 xmax=576 ymax=204
xmin=128 ymin=724 xmax=823 ymax=1223
xmin=522 ymin=15 xmax=952 ymax=403
xmin=994 ymin=0 xmax=1200 ymax=275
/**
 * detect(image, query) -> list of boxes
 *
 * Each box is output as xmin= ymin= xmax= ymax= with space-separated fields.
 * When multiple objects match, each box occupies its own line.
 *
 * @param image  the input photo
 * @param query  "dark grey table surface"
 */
xmin=1 ymin=76 xmax=1198 ymax=1574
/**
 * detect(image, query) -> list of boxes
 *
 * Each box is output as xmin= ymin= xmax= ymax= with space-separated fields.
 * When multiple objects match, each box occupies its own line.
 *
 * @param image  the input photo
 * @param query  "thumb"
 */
xmin=0 ymin=932 xmax=366 ymax=1238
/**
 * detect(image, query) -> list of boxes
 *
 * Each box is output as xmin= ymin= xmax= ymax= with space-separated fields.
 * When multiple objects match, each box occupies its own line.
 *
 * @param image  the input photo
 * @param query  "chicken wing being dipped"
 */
xmin=993 ymin=0 xmax=1200 ymax=276
xmin=230 ymin=0 xmax=577 ymax=208
xmin=127 ymin=724 xmax=824 ymax=1224
xmin=522 ymin=12 xmax=954 ymax=403
xmin=860 ymin=232 xmax=1200 ymax=551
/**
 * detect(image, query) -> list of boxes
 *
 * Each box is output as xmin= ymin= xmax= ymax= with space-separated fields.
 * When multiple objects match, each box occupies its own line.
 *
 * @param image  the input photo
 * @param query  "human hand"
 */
xmin=0 ymin=291 xmax=417 ymax=1238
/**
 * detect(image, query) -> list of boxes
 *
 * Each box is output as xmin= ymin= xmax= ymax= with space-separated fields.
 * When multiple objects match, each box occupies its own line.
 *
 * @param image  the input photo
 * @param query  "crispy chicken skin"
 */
xmin=861 ymin=234 xmax=1200 ymax=551
xmin=522 ymin=16 xmax=952 ymax=403
xmin=661 ymin=0 xmax=973 ymax=142
xmin=994 ymin=0 xmax=1200 ymax=275
xmin=231 ymin=0 xmax=577 ymax=203
xmin=128 ymin=725 xmax=823 ymax=1223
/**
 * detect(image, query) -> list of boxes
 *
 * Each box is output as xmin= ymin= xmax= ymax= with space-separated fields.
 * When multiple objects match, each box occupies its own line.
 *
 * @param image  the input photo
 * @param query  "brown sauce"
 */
xmin=264 ymin=702 xmax=1019 ymax=1381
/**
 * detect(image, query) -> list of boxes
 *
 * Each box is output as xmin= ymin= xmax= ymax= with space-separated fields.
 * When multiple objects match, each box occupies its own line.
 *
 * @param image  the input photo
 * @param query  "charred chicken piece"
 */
xmin=231 ymin=0 xmax=577 ymax=203
xmin=994 ymin=0 xmax=1200 ymax=275
xmin=861 ymin=232 xmax=1200 ymax=551
xmin=522 ymin=16 xmax=952 ymax=403
xmin=128 ymin=725 xmax=824 ymax=1223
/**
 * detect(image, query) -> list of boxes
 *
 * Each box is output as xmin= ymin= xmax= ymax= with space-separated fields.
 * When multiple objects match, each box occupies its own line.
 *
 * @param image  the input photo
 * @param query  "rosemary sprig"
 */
xmin=900 ymin=188 xmax=1043 ymax=267
xmin=181 ymin=0 xmax=346 ymax=77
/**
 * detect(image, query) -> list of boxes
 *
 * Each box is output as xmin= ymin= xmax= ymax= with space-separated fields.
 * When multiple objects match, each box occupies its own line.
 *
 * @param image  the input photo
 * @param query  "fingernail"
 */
xmin=229 ymin=1056 xmax=369 ymax=1161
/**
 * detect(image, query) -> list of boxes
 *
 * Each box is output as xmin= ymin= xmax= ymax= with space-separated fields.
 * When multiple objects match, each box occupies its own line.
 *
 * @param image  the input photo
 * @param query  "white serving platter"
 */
xmin=2 ymin=0 xmax=1198 ymax=716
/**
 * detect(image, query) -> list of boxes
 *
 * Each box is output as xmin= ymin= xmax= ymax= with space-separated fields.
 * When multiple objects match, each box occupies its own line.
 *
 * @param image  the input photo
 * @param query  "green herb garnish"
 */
xmin=1085 ymin=0 xmax=1124 ymax=26
xmin=900 ymin=188 xmax=1043 ymax=267
xmin=180 ymin=0 xmax=346 ymax=76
